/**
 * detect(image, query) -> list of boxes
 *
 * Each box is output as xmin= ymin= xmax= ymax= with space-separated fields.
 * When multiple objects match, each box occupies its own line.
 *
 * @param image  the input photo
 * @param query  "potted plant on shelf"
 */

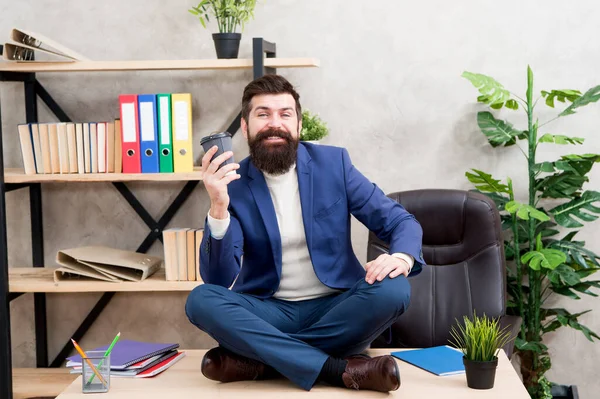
xmin=300 ymin=110 xmax=329 ymax=144
xmin=463 ymin=67 xmax=600 ymax=399
xmin=449 ymin=314 xmax=513 ymax=390
xmin=189 ymin=0 xmax=258 ymax=59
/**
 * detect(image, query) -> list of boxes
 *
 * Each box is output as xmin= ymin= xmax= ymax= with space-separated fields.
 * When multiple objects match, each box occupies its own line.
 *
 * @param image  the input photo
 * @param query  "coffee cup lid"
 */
xmin=200 ymin=132 xmax=232 ymax=145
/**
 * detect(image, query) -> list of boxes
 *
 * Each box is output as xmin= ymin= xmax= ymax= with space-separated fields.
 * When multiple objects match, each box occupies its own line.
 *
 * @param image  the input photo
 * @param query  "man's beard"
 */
xmin=248 ymin=127 xmax=299 ymax=175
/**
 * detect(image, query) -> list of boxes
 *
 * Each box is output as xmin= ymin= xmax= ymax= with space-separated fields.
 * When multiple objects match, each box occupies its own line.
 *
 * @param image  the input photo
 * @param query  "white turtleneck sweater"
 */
xmin=207 ymin=165 xmax=414 ymax=301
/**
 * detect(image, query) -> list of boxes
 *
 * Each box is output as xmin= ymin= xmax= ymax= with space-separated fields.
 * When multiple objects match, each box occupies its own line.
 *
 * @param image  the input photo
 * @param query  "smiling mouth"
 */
xmin=263 ymin=136 xmax=287 ymax=143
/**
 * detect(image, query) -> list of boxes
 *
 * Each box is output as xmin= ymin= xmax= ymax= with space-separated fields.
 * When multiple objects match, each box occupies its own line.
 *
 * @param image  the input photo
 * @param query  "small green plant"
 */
xmin=189 ymin=0 xmax=258 ymax=33
xmin=300 ymin=110 xmax=329 ymax=141
xmin=449 ymin=314 xmax=513 ymax=361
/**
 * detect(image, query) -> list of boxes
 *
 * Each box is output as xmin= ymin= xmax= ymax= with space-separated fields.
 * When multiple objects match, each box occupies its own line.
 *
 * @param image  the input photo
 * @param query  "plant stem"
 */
xmin=511 ymin=92 xmax=528 ymax=105
xmin=526 ymin=67 xmax=540 ymax=373
xmin=509 ymin=179 xmax=526 ymax=340
xmin=515 ymin=144 xmax=529 ymax=160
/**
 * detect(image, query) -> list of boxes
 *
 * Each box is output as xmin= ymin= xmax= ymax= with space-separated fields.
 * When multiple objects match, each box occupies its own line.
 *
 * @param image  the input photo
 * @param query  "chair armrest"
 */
xmin=499 ymin=314 xmax=522 ymax=360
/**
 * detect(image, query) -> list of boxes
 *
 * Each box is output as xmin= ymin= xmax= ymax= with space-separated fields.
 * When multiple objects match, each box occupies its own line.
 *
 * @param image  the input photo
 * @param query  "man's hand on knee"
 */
xmin=364 ymin=254 xmax=410 ymax=284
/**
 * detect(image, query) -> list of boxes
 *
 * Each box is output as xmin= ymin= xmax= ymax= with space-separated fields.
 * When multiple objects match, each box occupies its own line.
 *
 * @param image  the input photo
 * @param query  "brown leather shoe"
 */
xmin=201 ymin=347 xmax=278 ymax=383
xmin=342 ymin=355 xmax=400 ymax=392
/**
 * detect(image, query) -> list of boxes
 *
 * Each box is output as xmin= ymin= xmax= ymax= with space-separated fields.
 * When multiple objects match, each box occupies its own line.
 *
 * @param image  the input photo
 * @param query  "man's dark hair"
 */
xmin=242 ymin=74 xmax=302 ymax=122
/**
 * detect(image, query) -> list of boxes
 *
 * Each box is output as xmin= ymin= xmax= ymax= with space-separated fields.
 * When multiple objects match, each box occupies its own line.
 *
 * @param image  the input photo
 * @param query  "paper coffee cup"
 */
xmin=200 ymin=132 xmax=235 ymax=174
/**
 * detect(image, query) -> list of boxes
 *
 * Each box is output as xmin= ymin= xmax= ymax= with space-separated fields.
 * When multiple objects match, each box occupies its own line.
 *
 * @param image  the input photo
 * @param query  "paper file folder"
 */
xmin=157 ymin=94 xmax=174 ymax=173
xmin=119 ymin=95 xmax=141 ymax=173
xmin=138 ymin=94 xmax=160 ymax=173
xmin=171 ymin=93 xmax=194 ymax=173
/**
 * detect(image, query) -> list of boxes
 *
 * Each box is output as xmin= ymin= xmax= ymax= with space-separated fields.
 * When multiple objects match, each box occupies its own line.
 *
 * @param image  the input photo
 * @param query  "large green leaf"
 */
xmin=504 ymin=99 xmax=519 ymax=110
xmin=522 ymin=249 xmax=567 ymax=270
xmin=536 ymin=155 xmax=600 ymax=199
xmin=576 ymin=268 xmax=600 ymax=279
xmin=547 ymin=236 xmax=600 ymax=268
xmin=462 ymin=72 xmax=512 ymax=108
xmin=505 ymin=201 xmax=550 ymax=221
xmin=522 ymin=234 xmax=566 ymax=271
xmin=558 ymin=154 xmax=600 ymax=175
xmin=533 ymin=162 xmax=557 ymax=174
xmin=570 ymin=319 xmax=600 ymax=341
xmin=476 ymin=112 xmax=527 ymax=147
xmin=465 ymin=169 xmax=510 ymax=194
xmin=536 ymin=173 xmax=589 ymax=199
xmin=540 ymin=309 xmax=600 ymax=342
xmin=538 ymin=134 xmax=585 ymax=145
xmin=536 ymin=220 xmax=560 ymax=239
xmin=547 ymin=264 xmax=581 ymax=286
xmin=551 ymin=286 xmax=584 ymax=299
xmin=560 ymin=85 xmax=600 ymax=116
xmin=552 ymin=277 xmax=600 ymax=299
xmin=571 ymin=281 xmax=600 ymax=297
xmin=515 ymin=337 xmax=548 ymax=353
xmin=470 ymin=190 xmax=510 ymax=211
xmin=540 ymin=89 xmax=581 ymax=108
xmin=549 ymin=190 xmax=600 ymax=228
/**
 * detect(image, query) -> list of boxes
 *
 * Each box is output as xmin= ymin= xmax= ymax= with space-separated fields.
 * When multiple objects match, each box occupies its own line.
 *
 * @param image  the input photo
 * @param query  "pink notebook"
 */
xmin=136 ymin=351 xmax=186 ymax=378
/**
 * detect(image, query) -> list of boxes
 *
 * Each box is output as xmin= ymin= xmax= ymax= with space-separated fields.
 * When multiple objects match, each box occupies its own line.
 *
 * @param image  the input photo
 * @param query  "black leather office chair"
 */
xmin=368 ymin=189 xmax=521 ymax=358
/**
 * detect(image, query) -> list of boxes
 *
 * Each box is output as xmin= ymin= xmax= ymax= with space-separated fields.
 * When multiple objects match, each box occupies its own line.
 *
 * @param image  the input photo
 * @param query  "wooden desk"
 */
xmin=56 ymin=349 xmax=529 ymax=398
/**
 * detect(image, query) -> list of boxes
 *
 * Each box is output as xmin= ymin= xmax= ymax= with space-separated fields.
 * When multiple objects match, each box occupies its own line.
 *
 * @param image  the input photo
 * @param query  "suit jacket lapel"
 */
xmin=247 ymin=160 xmax=282 ymax=275
xmin=296 ymin=144 xmax=313 ymax=254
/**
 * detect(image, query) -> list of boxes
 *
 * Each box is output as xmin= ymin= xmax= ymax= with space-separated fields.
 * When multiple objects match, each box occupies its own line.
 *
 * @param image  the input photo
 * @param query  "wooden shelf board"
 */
xmin=9 ymin=267 xmax=202 ymax=293
xmin=4 ymin=167 xmax=204 ymax=183
xmin=13 ymin=368 xmax=77 ymax=399
xmin=0 ymin=57 xmax=320 ymax=73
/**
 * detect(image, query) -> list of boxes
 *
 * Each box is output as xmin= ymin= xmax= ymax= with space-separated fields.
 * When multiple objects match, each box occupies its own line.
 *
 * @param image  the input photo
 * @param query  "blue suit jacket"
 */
xmin=199 ymin=143 xmax=425 ymax=298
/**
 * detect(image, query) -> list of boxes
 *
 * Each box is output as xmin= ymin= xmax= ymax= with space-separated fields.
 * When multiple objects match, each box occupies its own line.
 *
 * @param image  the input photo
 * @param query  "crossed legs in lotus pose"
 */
xmin=185 ymin=275 xmax=410 ymax=392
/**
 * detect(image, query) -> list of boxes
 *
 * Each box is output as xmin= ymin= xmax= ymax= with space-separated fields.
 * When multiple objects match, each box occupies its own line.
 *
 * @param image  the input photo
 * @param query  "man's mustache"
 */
xmin=255 ymin=128 xmax=293 ymax=142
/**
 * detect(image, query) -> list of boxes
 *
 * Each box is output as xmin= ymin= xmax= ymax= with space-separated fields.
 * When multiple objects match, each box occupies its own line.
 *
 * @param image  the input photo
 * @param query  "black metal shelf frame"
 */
xmin=0 ymin=38 xmax=276 ymax=399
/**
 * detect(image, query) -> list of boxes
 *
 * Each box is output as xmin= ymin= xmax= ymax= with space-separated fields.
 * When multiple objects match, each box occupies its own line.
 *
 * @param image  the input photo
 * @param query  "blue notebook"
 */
xmin=67 ymin=340 xmax=179 ymax=370
xmin=391 ymin=346 xmax=465 ymax=376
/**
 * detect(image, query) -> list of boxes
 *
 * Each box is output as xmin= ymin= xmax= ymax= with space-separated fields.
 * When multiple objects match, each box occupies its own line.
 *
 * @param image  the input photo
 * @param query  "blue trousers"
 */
xmin=185 ymin=275 xmax=410 ymax=391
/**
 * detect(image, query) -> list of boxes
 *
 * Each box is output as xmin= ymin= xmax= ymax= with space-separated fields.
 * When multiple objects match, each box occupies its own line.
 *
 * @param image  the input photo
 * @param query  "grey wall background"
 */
xmin=1 ymin=0 xmax=599 ymax=396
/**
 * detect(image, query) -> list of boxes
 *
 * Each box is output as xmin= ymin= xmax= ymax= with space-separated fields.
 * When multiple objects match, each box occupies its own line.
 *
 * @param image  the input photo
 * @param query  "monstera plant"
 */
xmin=463 ymin=67 xmax=600 ymax=399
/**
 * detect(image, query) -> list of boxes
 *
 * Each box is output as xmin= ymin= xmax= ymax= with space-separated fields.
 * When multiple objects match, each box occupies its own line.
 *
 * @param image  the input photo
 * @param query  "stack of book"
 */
xmin=18 ymin=121 xmax=121 ymax=175
xmin=162 ymin=228 xmax=204 ymax=282
xmin=66 ymin=340 xmax=185 ymax=378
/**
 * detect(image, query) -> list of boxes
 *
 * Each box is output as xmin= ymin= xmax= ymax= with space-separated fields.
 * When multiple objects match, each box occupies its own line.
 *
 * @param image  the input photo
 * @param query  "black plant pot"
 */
xmin=212 ymin=33 xmax=241 ymax=59
xmin=463 ymin=357 xmax=498 ymax=390
xmin=551 ymin=384 xmax=579 ymax=399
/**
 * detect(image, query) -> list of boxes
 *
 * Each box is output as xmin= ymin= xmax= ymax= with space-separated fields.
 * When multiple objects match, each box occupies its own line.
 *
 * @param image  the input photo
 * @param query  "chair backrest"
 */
xmin=367 ymin=189 xmax=507 ymax=348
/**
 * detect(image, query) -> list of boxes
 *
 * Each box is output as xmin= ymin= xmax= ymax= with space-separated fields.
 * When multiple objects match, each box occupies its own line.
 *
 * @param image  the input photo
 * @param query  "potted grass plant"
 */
xmin=189 ymin=0 xmax=258 ymax=59
xmin=300 ymin=110 xmax=329 ymax=144
xmin=449 ymin=314 xmax=513 ymax=390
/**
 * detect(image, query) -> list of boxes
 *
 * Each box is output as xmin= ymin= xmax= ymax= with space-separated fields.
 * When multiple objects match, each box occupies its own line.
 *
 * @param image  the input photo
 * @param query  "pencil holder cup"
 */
xmin=81 ymin=351 xmax=110 ymax=393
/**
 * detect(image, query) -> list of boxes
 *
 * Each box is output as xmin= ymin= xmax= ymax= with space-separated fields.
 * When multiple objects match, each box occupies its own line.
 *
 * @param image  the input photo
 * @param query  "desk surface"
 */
xmin=56 ymin=349 xmax=529 ymax=398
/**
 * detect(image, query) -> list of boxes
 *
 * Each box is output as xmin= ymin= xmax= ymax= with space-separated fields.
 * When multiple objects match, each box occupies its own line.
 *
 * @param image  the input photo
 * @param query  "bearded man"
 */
xmin=185 ymin=74 xmax=425 ymax=392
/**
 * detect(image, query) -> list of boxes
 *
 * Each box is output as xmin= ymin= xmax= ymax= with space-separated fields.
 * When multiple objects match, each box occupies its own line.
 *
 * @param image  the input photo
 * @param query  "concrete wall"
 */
xmin=2 ymin=0 xmax=598 ymax=396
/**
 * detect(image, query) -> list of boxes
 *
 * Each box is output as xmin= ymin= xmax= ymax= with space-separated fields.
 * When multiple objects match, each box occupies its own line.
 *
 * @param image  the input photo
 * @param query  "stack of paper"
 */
xmin=66 ymin=340 xmax=185 ymax=378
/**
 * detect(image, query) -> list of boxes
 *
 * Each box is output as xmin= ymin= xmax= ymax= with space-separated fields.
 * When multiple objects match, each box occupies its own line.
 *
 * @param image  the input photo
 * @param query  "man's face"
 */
xmin=242 ymin=93 xmax=302 ymax=175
